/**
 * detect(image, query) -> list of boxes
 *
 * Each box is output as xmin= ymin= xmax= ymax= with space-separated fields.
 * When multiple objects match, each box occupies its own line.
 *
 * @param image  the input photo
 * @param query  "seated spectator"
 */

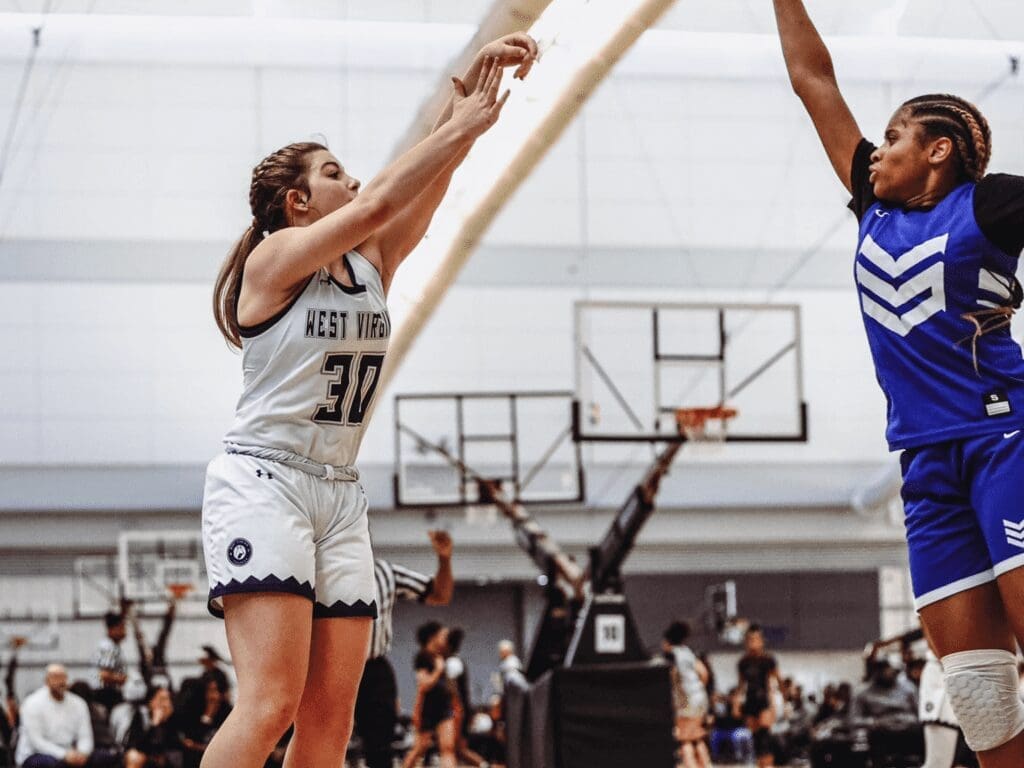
xmin=709 ymin=687 xmax=754 ymax=765
xmin=4 ymin=635 xmax=24 ymax=712
xmin=15 ymin=665 xmax=93 ymax=768
xmin=67 ymin=683 xmax=121 ymax=768
xmin=773 ymin=680 xmax=813 ymax=765
xmin=1 ymin=638 xmax=22 ymax=767
xmin=849 ymin=659 xmax=917 ymax=723
xmin=196 ymin=648 xmax=229 ymax=700
xmin=178 ymin=674 xmax=232 ymax=768
xmin=123 ymin=686 xmax=181 ymax=768
xmin=261 ymin=725 xmax=292 ymax=768
xmin=495 ymin=640 xmax=523 ymax=691
xmin=812 ymin=683 xmax=849 ymax=726
xmin=850 ymin=660 xmax=922 ymax=768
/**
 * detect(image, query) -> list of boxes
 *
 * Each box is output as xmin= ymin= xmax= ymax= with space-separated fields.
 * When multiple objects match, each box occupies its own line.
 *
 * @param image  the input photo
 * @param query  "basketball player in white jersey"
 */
xmin=200 ymin=34 xmax=538 ymax=768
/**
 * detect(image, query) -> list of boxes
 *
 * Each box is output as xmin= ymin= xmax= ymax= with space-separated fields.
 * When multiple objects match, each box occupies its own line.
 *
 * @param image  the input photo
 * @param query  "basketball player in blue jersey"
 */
xmin=199 ymin=33 xmax=538 ymax=768
xmin=772 ymin=3 xmax=1024 ymax=767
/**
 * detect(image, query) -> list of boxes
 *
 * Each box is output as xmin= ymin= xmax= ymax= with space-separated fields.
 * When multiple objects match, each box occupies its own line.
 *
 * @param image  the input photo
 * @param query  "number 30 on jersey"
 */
xmin=311 ymin=351 xmax=385 ymax=426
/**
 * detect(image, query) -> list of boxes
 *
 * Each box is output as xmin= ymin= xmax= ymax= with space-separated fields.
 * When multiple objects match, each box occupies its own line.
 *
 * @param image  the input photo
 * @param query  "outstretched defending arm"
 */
xmin=772 ymin=0 xmax=863 ymax=192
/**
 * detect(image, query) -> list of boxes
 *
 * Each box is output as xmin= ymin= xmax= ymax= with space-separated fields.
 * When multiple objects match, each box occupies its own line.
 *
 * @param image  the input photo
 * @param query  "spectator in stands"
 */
xmin=774 ymin=679 xmax=814 ymax=765
xmin=261 ymin=725 xmax=291 ymax=768
xmin=91 ymin=613 xmax=127 ymax=713
xmin=123 ymin=686 xmax=181 ymax=768
xmin=67 ymin=683 xmax=121 ymax=768
xmin=179 ymin=674 xmax=232 ymax=768
xmin=850 ymin=658 xmax=918 ymax=721
xmin=811 ymin=684 xmax=851 ymax=736
xmin=466 ymin=700 xmax=503 ymax=767
xmin=850 ymin=658 xmax=920 ymax=768
xmin=175 ymin=645 xmax=232 ymax=739
xmin=15 ymin=664 xmax=93 ymax=768
xmin=905 ymin=656 xmax=926 ymax=689
xmin=495 ymin=640 xmax=523 ymax=692
xmin=709 ymin=687 xmax=755 ymax=765
xmin=470 ymin=695 xmax=507 ymax=767
xmin=402 ymin=622 xmax=456 ymax=768
xmin=2 ymin=637 xmax=25 ymax=766
xmin=197 ymin=647 xmax=230 ymax=697
xmin=109 ymin=676 xmax=148 ymax=748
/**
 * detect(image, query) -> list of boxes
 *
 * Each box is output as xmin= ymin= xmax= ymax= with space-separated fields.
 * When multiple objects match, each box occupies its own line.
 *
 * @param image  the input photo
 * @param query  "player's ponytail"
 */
xmin=213 ymin=141 xmax=326 ymax=348
xmin=214 ymin=225 xmax=263 ymax=348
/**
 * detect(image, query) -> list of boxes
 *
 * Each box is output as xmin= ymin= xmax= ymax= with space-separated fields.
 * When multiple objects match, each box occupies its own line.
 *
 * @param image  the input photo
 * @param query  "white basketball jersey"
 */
xmin=224 ymin=251 xmax=390 ymax=468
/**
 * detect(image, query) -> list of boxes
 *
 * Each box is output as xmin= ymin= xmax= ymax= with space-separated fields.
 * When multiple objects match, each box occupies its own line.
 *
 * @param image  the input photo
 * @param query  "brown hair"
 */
xmin=901 ymin=94 xmax=991 ymax=182
xmin=213 ymin=141 xmax=327 ymax=348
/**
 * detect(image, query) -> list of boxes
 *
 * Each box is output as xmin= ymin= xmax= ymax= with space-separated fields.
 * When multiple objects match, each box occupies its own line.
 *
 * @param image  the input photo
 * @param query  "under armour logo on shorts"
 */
xmin=228 ymin=538 xmax=253 ymax=565
xmin=256 ymin=468 xmax=274 ymax=479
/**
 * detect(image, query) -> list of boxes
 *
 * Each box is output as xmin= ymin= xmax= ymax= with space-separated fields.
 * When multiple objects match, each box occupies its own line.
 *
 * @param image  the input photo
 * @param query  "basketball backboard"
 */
xmin=75 ymin=534 xmax=208 ymax=619
xmin=393 ymin=391 xmax=584 ymax=507
xmin=573 ymin=301 xmax=807 ymax=443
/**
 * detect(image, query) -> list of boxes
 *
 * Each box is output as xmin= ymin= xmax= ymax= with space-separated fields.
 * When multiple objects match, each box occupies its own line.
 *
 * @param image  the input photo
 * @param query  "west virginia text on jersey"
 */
xmin=224 ymin=251 xmax=389 ymax=467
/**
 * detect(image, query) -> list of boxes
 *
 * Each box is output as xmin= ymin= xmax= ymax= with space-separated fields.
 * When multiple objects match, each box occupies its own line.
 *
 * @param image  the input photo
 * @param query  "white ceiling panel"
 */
xmin=0 ymin=3 xmax=1020 ymax=291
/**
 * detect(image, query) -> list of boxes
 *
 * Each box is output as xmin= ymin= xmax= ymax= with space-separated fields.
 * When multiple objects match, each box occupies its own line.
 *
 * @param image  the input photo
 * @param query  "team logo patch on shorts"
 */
xmin=227 ymin=538 xmax=253 ymax=565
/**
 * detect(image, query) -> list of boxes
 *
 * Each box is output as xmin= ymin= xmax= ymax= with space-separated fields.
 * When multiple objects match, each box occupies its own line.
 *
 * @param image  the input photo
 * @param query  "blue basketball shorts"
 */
xmin=901 ymin=428 xmax=1024 ymax=609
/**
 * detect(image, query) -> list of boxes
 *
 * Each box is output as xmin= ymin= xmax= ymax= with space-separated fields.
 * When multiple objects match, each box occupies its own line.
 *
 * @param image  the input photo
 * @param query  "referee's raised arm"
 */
xmin=423 ymin=530 xmax=454 ymax=606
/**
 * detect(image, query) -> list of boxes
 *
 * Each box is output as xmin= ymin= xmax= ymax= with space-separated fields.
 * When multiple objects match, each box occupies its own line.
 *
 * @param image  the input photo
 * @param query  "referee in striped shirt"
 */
xmin=355 ymin=530 xmax=454 ymax=768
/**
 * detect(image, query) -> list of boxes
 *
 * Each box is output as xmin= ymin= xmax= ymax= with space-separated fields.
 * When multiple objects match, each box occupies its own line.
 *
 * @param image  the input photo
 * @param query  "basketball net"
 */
xmin=675 ymin=406 xmax=738 ymax=456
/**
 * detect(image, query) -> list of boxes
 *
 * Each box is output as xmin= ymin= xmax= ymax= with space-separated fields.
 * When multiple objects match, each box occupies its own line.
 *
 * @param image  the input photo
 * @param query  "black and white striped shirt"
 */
xmin=370 ymin=558 xmax=433 ymax=660
xmin=91 ymin=637 xmax=126 ymax=688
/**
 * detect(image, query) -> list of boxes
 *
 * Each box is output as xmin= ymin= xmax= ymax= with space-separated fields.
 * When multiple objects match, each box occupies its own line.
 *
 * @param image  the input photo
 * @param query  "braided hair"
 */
xmin=900 ymin=94 xmax=991 ymax=182
xmin=213 ymin=142 xmax=326 ymax=348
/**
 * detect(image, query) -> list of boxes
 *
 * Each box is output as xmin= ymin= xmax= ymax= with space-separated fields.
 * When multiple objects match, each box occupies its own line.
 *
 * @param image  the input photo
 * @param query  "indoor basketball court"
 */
xmin=2 ymin=2 xmax=1023 ymax=768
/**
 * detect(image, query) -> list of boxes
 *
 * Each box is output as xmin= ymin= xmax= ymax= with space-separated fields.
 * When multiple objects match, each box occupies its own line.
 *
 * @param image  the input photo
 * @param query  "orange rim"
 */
xmin=166 ymin=583 xmax=194 ymax=600
xmin=675 ymin=406 xmax=737 ymax=431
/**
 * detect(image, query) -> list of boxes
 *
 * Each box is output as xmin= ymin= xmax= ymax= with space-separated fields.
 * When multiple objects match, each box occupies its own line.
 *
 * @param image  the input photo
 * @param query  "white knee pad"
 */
xmin=941 ymin=649 xmax=1024 ymax=752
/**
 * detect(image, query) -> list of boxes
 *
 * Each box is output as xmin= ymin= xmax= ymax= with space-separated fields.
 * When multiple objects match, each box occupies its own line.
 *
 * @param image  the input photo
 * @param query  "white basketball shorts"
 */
xmin=201 ymin=452 xmax=377 ymax=620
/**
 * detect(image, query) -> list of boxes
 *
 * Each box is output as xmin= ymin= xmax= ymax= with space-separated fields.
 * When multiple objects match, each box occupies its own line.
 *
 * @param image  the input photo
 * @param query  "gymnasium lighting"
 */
xmin=381 ymin=0 xmax=677 ymax=388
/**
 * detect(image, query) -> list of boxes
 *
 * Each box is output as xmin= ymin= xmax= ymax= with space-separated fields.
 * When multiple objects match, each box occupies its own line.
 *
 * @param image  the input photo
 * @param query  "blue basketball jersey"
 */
xmin=850 ymin=142 xmax=1024 ymax=450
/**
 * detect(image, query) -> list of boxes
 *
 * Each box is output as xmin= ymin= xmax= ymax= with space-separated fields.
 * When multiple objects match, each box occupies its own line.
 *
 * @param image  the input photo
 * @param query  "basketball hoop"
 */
xmin=675 ymin=406 xmax=738 ymax=444
xmin=166 ymin=582 xmax=194 ymax=601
